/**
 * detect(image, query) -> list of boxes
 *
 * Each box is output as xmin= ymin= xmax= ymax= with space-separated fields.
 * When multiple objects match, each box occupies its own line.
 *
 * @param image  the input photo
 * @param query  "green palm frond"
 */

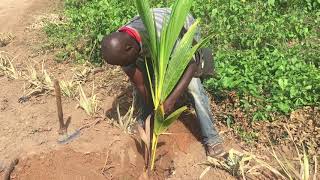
xmin=156 ymin=0 xmax=194 ymax=107
xmin=162 ymin=19 xmax=199 ymax=100
xmin=156 ymin=106 xmax=187 ymax=135
xmin=135 ymin=0 xmax=208 ymax=170
xmin=135 ymin=0 xmax=158 ymax=69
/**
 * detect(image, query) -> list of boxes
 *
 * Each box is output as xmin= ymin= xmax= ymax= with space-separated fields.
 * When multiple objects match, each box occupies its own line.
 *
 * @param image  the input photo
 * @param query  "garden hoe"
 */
xmin=54 ymin=80 xmax=80 ymax=144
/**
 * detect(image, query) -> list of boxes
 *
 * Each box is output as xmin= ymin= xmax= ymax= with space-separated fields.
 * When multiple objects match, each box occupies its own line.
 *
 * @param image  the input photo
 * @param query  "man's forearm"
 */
xmin=122 ymin=65 xmax=150 ymax=105
xmin=164 ymin=61 xmax=197 ymax=112
xmin=136 ymin=84 xmax=149 ymax=104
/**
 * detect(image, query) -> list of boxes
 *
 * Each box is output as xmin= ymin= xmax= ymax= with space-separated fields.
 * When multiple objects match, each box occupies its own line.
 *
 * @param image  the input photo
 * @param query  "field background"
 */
xmin=0 ymin=0 xmax=319 ymax=179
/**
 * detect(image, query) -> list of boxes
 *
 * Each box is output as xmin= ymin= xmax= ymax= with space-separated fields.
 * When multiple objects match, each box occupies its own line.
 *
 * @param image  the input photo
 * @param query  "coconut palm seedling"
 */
xmin=135 ymin=0 xmax=209 ymax=170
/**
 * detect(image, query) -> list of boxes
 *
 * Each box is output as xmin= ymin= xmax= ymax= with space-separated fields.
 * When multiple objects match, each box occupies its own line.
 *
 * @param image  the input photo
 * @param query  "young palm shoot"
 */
xmin=135 ymin=0 xmax=209 ymax=170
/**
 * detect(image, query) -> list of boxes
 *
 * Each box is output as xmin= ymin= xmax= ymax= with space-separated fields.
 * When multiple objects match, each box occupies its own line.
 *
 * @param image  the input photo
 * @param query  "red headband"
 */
xmin=118 ymin=26 xmax=142 ymax=50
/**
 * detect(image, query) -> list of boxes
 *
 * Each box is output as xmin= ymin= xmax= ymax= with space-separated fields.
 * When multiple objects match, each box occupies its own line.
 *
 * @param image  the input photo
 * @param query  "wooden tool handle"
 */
xmin=54 ymin=80 xmax=65 ymax=134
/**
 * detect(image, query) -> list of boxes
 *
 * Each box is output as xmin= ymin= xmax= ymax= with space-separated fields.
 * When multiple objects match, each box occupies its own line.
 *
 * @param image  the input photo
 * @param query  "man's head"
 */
xmin=101 ymin=32 xmax=140 ymax=66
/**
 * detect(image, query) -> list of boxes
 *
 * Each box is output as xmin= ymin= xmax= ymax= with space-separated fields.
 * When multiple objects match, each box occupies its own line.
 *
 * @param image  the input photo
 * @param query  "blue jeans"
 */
xmin=187 ymin=78 xmax=222 ymax=145
xmin=134 ymin=78 xmax=222 ymax=145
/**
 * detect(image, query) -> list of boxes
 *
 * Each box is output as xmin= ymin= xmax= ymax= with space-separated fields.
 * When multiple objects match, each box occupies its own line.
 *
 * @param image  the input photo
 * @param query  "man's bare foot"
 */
xmin=205 ymin=143 xmax=226 ymax=158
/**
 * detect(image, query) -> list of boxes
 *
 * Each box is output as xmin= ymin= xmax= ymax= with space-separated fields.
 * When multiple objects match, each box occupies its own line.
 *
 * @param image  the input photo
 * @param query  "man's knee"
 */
xmin=187 ymin=78 xmax=202 ymax=95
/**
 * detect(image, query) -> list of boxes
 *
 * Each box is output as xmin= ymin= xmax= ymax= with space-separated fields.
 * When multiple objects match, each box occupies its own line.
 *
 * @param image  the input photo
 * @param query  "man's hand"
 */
xmin=163 ymin=99 xmax=175 ymax=114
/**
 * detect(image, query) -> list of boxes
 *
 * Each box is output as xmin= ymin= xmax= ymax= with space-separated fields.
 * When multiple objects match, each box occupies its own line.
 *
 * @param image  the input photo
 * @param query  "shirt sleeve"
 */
xmin=184 ymin=13 xmax=201 ymax=43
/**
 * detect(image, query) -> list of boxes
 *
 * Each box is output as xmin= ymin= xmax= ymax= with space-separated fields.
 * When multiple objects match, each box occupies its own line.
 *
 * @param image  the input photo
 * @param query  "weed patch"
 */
xmin=77 ymin=84 xmax=98 ymax=116
xmin=20 ymin=63 xmax=54 ymax=101
xmin=112 ymin=99 xmax=136 ymax=133
xmin=198 ymin=0 xmax=320 ymax=120
xmin=44 ymin=0 xmax=138 ymax=64
xmin=0 ymin=51 xmax=20 ymax=79
xmin=0 ymin=33 xmax=14 ymax=47
xmin=60 ymin=80 xmax=77 ymax=98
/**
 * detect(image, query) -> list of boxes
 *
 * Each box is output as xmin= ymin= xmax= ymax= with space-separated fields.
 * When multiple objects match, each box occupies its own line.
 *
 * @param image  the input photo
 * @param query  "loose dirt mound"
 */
xmin=13 ymin=149 xmax=109 ymax=180
xmin=4 ymin=117 xmax=235 ymax=180
xmin=12 ymin=147 xmax=145 ymax=180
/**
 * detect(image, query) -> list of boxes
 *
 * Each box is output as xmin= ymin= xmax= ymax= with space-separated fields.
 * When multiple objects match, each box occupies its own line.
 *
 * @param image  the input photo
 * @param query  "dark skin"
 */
xmin=102 ymin=32 xmax=196 ymax=114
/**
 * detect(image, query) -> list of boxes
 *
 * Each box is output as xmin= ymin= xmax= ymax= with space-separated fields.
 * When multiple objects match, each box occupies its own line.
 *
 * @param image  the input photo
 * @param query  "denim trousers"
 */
xmin=134 ymin=78 xmax=222 ymax=145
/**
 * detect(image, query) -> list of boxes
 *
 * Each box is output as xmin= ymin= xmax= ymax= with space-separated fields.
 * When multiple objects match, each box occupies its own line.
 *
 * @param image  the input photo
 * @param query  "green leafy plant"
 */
xmin=199 ymin=0 xmax=320 ymax=120
xmin=135 ymin=0 xmax=208 ymax=170
xmin=45 ymin=0 xmax=138 ymax=64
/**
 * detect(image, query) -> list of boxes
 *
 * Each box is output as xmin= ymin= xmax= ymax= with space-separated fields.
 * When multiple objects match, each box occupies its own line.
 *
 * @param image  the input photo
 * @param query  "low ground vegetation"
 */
xmin=45 ymin=0 xmax=320 ymax=120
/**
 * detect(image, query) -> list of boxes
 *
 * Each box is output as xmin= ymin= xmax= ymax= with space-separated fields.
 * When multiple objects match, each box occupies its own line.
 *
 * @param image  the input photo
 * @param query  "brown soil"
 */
xmin=1 ymin=0 xmax=317 ymax=180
